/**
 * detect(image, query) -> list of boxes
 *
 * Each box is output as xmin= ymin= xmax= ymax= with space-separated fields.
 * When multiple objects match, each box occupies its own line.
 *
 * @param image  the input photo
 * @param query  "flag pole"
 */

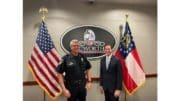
xmin=124 ymin=14 xmax=129 ymax=101
xmin=43 ymin=90 xmax=46 ymax=101
xmin=125 ymin=92 xmax=127 ymax=101
xmin=39 ymin=7 xmax=48 ymax=21
xmin=125 ymin=14 xmax=129 ymax=22
xmin=39 ymin=7 xmax=48 ymax=101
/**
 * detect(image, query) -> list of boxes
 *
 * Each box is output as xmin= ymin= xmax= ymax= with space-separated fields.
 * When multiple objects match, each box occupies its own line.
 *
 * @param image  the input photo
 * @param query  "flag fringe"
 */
xmin=27 ymin=64 xmax=62 ymax=100
xmin=123 ymin=80 xmax=146 ymax=95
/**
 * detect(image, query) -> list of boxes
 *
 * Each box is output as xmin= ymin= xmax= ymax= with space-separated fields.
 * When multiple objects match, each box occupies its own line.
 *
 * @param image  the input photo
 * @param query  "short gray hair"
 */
xmin=70 ymin=39 xmax=79 ymax=46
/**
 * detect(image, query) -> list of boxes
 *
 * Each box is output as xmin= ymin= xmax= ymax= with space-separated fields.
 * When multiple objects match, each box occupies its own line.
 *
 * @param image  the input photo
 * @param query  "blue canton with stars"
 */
xmin=118 ymin=22 xmax=136 ymax=59
xmin=36 ymin=21 xmax=55 ymax=54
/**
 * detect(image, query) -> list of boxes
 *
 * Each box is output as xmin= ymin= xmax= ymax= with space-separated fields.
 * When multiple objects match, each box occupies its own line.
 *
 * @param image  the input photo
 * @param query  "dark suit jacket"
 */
xmin=100 ymin=55 xmax=122 ymax=91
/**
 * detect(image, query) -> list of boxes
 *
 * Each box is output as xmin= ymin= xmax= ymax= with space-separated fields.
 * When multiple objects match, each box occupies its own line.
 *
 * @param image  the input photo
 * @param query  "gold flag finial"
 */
xmin=39 ymin=7 xmax=48 ymax=21
xmin=125 ymin=14 xmax=129 ymax=21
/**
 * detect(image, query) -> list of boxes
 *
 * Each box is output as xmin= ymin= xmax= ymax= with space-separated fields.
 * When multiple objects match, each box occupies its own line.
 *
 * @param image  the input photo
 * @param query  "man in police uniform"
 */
xmin=56 ymin=39 xmax=92 ymax=101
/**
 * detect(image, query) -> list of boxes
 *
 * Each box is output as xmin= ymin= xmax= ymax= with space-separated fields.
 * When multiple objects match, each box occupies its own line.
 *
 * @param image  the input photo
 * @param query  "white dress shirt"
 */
xmin=106 ymin=54 xmax=112 ymax=70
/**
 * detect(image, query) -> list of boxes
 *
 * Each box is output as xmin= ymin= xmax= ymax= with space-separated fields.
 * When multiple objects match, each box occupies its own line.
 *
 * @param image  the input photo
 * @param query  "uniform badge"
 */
xmin=68 ymin=62 xmax=74 ymax=66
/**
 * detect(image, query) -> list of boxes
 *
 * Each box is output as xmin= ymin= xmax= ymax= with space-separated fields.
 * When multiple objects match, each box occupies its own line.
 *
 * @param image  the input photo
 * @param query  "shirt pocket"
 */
xmin=66 ymin=61 xmax=76 ymax=71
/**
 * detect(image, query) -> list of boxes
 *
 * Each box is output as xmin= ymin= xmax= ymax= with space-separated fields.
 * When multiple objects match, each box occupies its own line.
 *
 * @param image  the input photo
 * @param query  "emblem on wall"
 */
xmin=60 ymin=25 xmax=116 ymax=59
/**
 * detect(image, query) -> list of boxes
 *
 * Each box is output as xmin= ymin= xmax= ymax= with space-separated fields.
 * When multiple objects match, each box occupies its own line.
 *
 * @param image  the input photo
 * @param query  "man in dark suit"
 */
xmin=100 ymin=44 xmax=122 ymax=101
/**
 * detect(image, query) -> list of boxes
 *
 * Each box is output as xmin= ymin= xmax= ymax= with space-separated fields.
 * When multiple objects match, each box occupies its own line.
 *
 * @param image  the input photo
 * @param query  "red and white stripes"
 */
xmin=115 ymin=49 xmax=145 ymax=94
xmin=28 ymin=43 xmax=62 ymax=99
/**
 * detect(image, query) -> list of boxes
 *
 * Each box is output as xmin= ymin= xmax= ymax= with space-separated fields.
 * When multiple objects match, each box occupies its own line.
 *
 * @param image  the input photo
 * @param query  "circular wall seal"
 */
xmin=60 ymin=25 xmax=116 ymax=59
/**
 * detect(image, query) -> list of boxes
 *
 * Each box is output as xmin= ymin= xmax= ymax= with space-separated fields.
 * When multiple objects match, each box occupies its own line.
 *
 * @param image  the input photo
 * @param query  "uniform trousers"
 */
xmin=67 ymin=87 xmax=86 ymax=101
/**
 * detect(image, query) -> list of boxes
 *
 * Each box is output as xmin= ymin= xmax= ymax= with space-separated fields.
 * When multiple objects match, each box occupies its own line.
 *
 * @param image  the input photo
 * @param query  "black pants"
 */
xmin=67 ymin=87 xmax=86 ymax=101
xmin=104 ymin=89 xmax=119 ymax=101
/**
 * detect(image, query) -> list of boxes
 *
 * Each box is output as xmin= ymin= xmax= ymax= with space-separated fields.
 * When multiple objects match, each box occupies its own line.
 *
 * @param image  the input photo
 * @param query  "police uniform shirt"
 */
xmin=56 ymin=53 xmax=91 ymax=81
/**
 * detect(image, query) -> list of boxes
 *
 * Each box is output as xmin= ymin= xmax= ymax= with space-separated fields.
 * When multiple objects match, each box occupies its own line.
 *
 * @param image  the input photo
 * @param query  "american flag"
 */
xmin=115 ymin=22 xmax=146 ymax=95
xmin=27 ymin=21 xmax=62 ymax=99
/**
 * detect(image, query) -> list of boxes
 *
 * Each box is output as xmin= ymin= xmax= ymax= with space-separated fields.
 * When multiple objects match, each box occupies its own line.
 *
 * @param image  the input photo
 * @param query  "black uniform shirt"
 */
xmin=56 ymin=53 xmax=91 ymax=82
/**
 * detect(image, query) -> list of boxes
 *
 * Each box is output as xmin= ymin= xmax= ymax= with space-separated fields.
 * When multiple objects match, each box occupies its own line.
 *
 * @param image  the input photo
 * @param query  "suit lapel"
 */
xmin=102 ymin=57 xmax=106 ymax=71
